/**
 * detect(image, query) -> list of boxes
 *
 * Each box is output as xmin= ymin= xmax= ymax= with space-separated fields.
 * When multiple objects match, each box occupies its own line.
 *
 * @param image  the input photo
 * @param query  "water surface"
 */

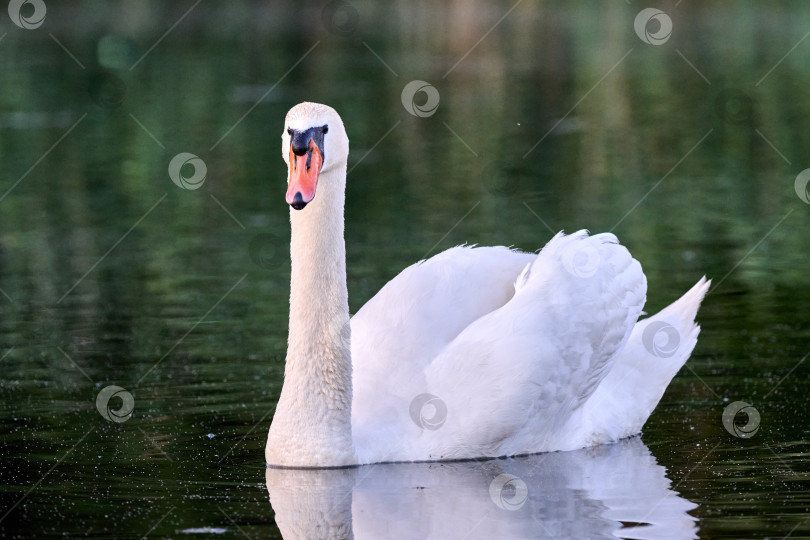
xmin=1 ymin=1 xmax=809 ymax=538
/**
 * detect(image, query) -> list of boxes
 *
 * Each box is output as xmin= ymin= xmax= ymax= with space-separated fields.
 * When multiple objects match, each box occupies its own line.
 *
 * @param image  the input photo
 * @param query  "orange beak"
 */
xmin=286 ymin=139 xmax=323 ymax=210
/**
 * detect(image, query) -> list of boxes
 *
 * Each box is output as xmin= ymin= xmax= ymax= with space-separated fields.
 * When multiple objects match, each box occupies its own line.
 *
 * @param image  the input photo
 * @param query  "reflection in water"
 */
xmin=266 ymin=437 xmax=696 ymax=539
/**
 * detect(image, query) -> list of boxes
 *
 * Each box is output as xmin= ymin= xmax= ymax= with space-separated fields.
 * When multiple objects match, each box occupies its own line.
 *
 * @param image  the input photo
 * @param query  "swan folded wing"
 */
xmin=351 ymin=245 xmax=535 ymax=365
xmin=417 ymin=231 xmax=647 ymax=459
xmin=350 ymin=246 xmax=535 ymax=458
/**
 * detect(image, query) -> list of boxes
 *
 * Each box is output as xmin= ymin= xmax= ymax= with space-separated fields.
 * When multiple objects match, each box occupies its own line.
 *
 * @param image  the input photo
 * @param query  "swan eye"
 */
xmin=287 ymin=128 xmax=293 ymax=136
xmin=322 ymin=126 xmax=328 ymax=134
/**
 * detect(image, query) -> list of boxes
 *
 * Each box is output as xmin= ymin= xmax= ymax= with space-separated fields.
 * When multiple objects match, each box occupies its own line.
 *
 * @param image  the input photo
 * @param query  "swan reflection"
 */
xmin=266 ymin=437 xmax=697 ymax=539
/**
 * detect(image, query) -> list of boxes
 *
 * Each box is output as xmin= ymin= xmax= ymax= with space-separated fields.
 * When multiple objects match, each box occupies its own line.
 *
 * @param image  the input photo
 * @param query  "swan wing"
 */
xmin=352 ymin=231 xmax=648 ymax=462
xmin=413 ymin=230 xmax=647 ymax=460
xmin=351 ymin=245 xmax=536 ymax=363
xmin=350 ymin=245 xmax=535 ymax=456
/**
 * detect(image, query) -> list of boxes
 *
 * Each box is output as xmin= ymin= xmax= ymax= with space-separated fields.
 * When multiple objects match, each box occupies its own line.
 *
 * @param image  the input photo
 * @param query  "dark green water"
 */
xmin=1 ymin=1 xmax=808 ymax=538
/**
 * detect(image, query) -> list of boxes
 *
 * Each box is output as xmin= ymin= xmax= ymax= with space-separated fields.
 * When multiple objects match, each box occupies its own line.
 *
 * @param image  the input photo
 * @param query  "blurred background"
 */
xmin=0 ymin=0 xmax=808 ymax=537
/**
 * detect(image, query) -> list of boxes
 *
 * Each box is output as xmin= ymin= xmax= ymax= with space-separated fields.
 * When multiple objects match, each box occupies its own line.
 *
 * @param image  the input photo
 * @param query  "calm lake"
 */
xmin=1 ymin=1 xmax=808 ymax=538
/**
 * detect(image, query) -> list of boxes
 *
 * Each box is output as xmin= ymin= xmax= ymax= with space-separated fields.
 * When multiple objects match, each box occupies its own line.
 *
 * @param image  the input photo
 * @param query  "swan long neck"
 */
xmin=266 ymin=163 xmax=356 ymax=467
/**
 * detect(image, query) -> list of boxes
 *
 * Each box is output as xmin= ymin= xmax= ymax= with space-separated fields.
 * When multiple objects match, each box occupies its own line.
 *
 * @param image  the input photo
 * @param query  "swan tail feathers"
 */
xmin=568 ymin=276 xmax=710 ymax=446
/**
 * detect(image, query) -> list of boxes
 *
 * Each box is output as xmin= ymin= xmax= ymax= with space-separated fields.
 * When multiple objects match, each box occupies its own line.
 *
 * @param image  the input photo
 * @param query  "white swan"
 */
xmin=265 ymin=102 xmax=709 ymax=468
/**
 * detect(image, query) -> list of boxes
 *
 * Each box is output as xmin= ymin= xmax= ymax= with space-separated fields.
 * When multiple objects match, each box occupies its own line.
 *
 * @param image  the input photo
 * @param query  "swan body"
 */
xmin=265 ymin=102 xmax=709 ymax=468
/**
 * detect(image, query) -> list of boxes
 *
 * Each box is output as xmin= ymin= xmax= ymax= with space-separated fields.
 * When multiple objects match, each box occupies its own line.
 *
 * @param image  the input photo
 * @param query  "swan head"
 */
xmin=282 ymin=102 xmax=349 ymax=211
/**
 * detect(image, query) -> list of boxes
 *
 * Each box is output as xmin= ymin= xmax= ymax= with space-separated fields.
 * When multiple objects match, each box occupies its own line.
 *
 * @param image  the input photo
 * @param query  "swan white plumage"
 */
xmin=265 ymin=102 xmax=709 ymax=468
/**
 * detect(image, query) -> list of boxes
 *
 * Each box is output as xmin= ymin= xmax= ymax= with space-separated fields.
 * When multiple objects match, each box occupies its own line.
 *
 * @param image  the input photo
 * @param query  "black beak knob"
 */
xmin=290 ymin=192 xmax=307 ymax=210
xmin=291 ymin=132 xmax=311 ymax=156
